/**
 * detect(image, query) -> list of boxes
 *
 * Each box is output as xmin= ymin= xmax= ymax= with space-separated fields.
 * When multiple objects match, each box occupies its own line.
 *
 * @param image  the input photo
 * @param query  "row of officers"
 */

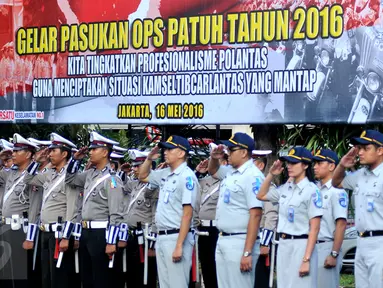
xmin=0 ymin=129 xmax=381 ymax=288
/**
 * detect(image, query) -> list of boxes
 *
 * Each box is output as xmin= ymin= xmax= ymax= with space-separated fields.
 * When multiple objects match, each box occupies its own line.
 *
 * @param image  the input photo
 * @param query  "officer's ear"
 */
xmin=255 ymin=160 xmax=265 ymax=172
xmin=25 ymin=150 xmax=33 ymax=160
xmin=377 ymin=146 xmax=383 ymax=156
xmin=328 ymin=162 xmax=336 ymax=172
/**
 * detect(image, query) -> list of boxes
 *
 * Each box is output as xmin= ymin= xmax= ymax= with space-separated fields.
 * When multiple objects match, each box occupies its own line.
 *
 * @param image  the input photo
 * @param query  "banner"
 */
xmin=0 ymin=0 xmax=383 ymax=124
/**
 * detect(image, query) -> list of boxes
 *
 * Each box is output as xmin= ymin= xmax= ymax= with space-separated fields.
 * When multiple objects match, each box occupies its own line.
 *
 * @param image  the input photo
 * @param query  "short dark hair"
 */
xmin=58 ymin=147 xmax=71 ymax=161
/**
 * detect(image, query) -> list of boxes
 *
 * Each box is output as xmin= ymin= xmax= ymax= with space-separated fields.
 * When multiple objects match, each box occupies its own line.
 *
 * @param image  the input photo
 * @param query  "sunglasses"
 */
xmin=228 ymin=147 xmax=245 ymax=153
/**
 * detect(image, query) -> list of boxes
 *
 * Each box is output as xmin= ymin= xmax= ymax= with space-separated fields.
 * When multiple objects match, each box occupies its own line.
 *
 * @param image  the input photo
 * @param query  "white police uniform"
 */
xmin=214 ymin=159 xmax=264 ymax=288
xmin=267 ymin=177 xmax=323 ymax=288
xmin=341 ymin=130 xmax=383 ymax=288
xmin=147 ymin=136 xmax=198 ymax=288
xmin=316 ymin=179 xmax=348 ymax=287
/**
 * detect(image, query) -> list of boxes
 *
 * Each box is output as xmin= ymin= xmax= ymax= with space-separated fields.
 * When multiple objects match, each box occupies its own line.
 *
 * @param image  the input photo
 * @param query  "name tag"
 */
xmin=164 ymin=191 xmax=170 ymax=204
xmin=224 ymin=189 xmax=230 ymax=203
xmin=288 ymin=207 xmax=294 ymax=223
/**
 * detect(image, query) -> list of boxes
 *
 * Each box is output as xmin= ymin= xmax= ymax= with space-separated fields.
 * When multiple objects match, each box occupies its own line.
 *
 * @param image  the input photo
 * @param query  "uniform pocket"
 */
xmin=365 ymin=190 xmax=381 ymax=212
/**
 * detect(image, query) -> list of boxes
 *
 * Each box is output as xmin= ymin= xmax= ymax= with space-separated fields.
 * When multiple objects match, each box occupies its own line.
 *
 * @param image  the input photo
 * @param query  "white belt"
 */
xmin=201 ymin=220 xmax=216 ymax=227
xmin=3 ymin=217 xmax=23 ymax=225
xmin=40 ymin=223 xmax=58 ymax=232
xmin=82 ymin=221 xmax=108 ymax=229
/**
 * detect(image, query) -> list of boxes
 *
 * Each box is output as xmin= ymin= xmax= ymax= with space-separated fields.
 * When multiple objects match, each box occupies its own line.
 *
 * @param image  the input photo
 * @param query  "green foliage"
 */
xmin=340 ymin=273 xmax=355 ymax=287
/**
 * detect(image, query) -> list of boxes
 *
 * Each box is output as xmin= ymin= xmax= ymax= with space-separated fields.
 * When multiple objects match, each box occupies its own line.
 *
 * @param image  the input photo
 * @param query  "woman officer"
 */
xmin=256 ymin=147 xmax=323 ymax=288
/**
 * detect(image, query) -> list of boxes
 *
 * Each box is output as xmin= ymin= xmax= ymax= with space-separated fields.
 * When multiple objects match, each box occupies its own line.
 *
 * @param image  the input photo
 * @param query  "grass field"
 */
xmin=340 ymin=273 xmax=355 ymax=288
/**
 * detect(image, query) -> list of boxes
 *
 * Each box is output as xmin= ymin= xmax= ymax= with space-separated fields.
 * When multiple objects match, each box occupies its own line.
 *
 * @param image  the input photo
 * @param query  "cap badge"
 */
xmin=315 ymin=150 xmax=321 ymax=156
xmin=288 ymin=149 xmax=295 ymax=156
xmin=360 ymin=130 xmax=366 ymax=137
xmin=167 ymin=136 xmax=173 ymax=143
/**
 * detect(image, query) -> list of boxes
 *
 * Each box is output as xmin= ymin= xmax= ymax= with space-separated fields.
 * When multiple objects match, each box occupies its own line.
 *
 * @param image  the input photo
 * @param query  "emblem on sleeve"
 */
xmin=338 ymin=191 xmax=348 ymax=208
xmin=186 ymin=176 xmax=194 ymax=191
xmin=312 ymin=189 xmax=322 ymax=208
xmin=252 ymin=177 xmax=262 ymax=194
xmin=110 ymin=176 xmax=117 ymax=188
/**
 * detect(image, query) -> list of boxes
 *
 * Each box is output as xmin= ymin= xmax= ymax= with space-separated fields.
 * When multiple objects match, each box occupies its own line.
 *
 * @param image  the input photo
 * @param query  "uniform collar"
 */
xmin=56 ymin=164 xmax=67 ymax=175
xmin=296 ymin=177 xmax=310 ymax=190
xmin=233 ymin=159 xmax=253 ymax=175
xmin=100 ymin=163 xmax=112 ymax=173
xmin=170 ymin=162 xmax=187 ymax=176
xmin=318 ymin=179 xmax=332 ymax=190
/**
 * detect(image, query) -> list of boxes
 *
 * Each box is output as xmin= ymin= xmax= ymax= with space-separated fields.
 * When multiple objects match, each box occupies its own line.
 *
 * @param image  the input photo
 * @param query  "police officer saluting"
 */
xmin=0 ymin=134 xmax=40 ymax=288
xmin=312 ymin=149 xmax=348 ymax=288
xmin=65 ymin=131 xmax=124 ymax=288
xmin=195 ymin=153 xmax=228 ymax=288
xmin=208 ymin=133 xmax=264 ymax=288
xmin=117 ymin=149 xmax=158 ymax=288
xmin=139 ymin=135 xmax=198 ymax=288
xmin=23 ymin=133 xmax=81 ymax=288
xmin=332 ymin=130 xmax=383 ymax=288
xmin=257 ymin=147 xmax=323 ymax=288
xmin=252 ymin=150 xmax=278 ymax=288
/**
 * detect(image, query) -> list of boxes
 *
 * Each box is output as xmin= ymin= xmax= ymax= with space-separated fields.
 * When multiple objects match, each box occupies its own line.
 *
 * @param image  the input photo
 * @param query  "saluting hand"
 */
xmin=340 ymin=147 xmax=358 ymax=168
xmin=240 ymin=255 xmax=252 ymax=273
xmin=35 ymin=147 xmax=49 ymax=163
xmin=196 ymin=159 xmax=209 ymax=174
xmin=120 ymin=163 xmax=131 ymax=173
xmin=210 ymin=145 xmax=226 ymax=160
xmin=269 ymin=160 xmax=284 ymax=176
xmin=148 ymin=146 xmax=160 ymax=161
xmin=74 ymin=147 xmax=89 ymax=160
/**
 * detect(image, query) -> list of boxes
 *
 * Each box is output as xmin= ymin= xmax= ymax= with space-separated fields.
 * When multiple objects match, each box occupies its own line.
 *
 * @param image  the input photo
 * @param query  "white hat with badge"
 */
xmin=0 ymin=139 xmax=14 ymax=151
xmin=128 ymin=149 xmax=149 ymax=165
xmin=28 ymin=137 xmax=52 ymax=148
xmin=89 ymin=132 xmax=119 ymax=149
xmin=13 ymin=133 xmax=38 ymax=151
xmin=49 ymin=133 xmax=77 ymax=151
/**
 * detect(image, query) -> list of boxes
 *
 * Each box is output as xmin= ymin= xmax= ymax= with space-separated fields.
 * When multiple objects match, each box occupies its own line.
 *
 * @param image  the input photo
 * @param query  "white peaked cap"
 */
xmin=89 ymin=131 xmax=119 ymax=148
xmin=28 ymin=137 xmax=52 ymax=147
xmin=252 ymin=150 xmax=272 ymax=156
xmin=113 ymin=145 xmax=128 ymax=153
xmin=13 ymin=133 xmax=39 ymax=150
xmin=128 ymin=149 xmax=149 ymax=160
xmin=0 ymin=139 xmax=14 ymax=151
xmin=49 ymin=133 xmax=77 ymax=149
xmin=110 ymin=152 xmax=124 ymax=159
